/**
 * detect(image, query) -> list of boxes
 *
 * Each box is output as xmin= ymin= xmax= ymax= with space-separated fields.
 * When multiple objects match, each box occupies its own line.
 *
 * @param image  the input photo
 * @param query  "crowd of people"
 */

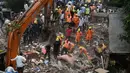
xmin=5 ymin=0 xmax=108 ymax=73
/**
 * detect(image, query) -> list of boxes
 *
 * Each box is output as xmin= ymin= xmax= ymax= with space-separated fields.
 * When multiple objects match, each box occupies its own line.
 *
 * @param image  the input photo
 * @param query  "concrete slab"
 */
xmin=109 ymin=13 xmax=130 ymax=53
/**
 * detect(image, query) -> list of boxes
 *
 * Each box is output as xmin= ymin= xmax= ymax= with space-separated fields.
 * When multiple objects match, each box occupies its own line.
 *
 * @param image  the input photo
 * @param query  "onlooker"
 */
xmin=5 ymin=64 xmax=17 ymax=73
xmin=11 ymin=52 xmax=26 ymax=73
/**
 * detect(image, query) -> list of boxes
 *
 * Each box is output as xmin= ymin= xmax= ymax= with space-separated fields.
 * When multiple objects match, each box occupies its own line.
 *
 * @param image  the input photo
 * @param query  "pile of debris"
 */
xmin=20 ymin=21 xmax=110 ymax=73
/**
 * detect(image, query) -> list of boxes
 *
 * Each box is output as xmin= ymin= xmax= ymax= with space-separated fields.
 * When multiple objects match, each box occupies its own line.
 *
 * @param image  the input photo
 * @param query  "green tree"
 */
xmin=107 ymin=0 xmax=124 ymax=7
xmin=119 ymin=0 xmax=130 ymax=43
xmin=5 ymin=0 xmax=27 ymax=13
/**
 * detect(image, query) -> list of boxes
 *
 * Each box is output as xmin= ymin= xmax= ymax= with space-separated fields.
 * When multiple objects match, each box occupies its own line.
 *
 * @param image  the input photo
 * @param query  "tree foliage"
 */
xmin=107 ymin=0 xmax=124 ymax=7
xmin=5 ymin=0 xmax=27 ymax=13
xmin=119 ymin=0 xmax=130 ymax=43
xmin=107 ymin=0 xmax=130 ymax=43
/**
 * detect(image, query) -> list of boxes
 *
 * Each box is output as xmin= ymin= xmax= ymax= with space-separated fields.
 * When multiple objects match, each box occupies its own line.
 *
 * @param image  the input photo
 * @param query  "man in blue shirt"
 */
xmin=5 ymin=65 xmax=17 ymax=73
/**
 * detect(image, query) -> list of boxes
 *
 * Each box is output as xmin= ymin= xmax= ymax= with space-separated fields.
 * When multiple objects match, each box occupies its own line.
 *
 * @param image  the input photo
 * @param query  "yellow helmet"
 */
xmin=77 ymin=28 xmax=80 ymax=31
xmin=55 ymin=8 xmax=58 ymax=10
xmin=89 ymin=26 xmax=92 ymax=29
xmin=61 ymin=34 xmax=64 ymax=38
xmin=85 ymin=4 xmax=87 ymax=6
xmin=56 ymin=37 xmax=59 ymax=41
xmin=66 ymin=8 xmax=69 ymax=11
xmin=79 ymin=46 xmax=84 ymax=50
xmin=57 ymin=36 xmax=61 ymax=39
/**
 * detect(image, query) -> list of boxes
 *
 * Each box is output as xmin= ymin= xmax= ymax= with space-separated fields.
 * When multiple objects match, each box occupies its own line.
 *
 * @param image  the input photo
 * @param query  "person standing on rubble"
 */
xmin=11 ymin=52 xmax=26 ymax=73
xmin=53 ymin=36 xmax=61 ymax=58
xmin=79 ymin=46 xmax=92 ymax=60
xmin=72 ymin=13 xmax=79 ymax=28
xmin=44 ymin=44 xmax=51 ymax=62
xmin=61 ymin=39 xmax=70 ymax=55
xmin=78 ymin=16 xmax=84 ymax=32
xmin=66 ymin=26 xmax=72 ymax=41
xmin=75 ymin=28 xmax=82 ymax=44
xmin=86 ymin=26 xmax=94 ymax=45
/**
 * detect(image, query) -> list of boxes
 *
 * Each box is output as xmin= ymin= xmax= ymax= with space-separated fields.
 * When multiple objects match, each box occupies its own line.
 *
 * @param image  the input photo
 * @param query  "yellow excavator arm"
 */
xmin=6 ymin=0 xmax=53 ymax=68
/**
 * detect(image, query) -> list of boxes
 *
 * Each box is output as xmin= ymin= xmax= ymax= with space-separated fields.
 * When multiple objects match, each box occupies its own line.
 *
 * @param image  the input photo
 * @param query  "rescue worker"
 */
xmin=66 ymin=26 xmax=72 ymax=41
xmin=75 ymin=28 xmax=82 ymax=44
xmin=54 ymin=7 xmax=59 ymax=20
xmin=44 ymin=44 xmax=51 ymax=62
xmin=72 ymin=13 xmax=79 ymax=28
xmin=61 ymin=39 xmax=70 ymax=55
xmin=84 ymin=4 xmax=90 ymax=24
xmin=68 ymin=42 xmax=75 ymax=53
xmin=95 ymin=43 xmax=103 ymax=58
xmin=53 ymin=36 xmax=61 ymax=58
xmin=66 ymin=3 xmax=72 ymax=11
xmin=79 ymin=46 xmax=92 ymax=60
xmin=58 ymin=32 xmax=64 ymax=44
xmin=85 ymin=4 xmax=90 ymax=16
xmin=86 ymin=26 xmax=94 ymax=44
xmin=72 ymin=6 xmax=76 ymax=13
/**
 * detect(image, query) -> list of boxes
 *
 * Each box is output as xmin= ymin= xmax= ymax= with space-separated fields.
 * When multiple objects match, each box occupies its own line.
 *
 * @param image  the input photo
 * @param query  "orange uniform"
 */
xmin=72 ymin=14 xmax=79 ymax=27
xmin=79 ymin=46 xmax=88 ymax=56
xmin=79 ymin=46 xmax=92 ymax=60
xmin=75 ymin=31 xmax=82 ymax=43
xmin=69 ymin=42 xmax=75 ymax=52
xmin=86 ymin=29 xmax=93 ymax=41
xmin=63 ymin=40 xmax=70 ymax=49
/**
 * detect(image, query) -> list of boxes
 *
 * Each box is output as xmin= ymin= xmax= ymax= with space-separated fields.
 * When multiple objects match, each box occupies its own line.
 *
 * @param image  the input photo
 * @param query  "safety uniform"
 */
xmin=69 ymin=42 xmax=75 ymax=53
xmin=86 ymin=27 xmax=93 ymax=41
xmin=72 ymin=14 xmax=79 ymax=27
xmin=61 ymin=40 xmax=70 ymax=55
xmin=79 ymin=46 xmax=92 ymax=60
xmin=75 ymin=29 xmax=82 ymax=43
xmin=85 ymin=7 xmax=90 ymax=15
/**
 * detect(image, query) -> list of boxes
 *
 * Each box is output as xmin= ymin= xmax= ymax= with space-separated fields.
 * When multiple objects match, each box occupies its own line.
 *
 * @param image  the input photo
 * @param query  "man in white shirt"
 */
xmin=11 ymin=52 xmax=26 ymax=73
xmin=24 ymin=3 xmax=29 ymax=11
xmin=78 ymin=17 xmax=84 ymax=32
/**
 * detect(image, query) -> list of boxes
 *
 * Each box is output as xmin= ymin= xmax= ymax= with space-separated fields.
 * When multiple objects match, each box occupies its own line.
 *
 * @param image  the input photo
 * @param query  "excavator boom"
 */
xmin=6 ymin=0 xmax=53 ymax=68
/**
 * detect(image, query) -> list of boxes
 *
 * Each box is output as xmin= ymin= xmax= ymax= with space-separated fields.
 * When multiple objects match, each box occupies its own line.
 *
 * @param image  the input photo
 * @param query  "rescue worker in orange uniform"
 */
xmin=75 ymin=28 xmax=82 ymax=44
xmin=68 ymin=42 xmax=75 ymax=53
xmin=86 ymin=26 xmax=94 ymax=43
xmin=61 ymin=39 xmax=70 ymax=55
xmin=79 ymin=46 xmax=92 ymax=60
xmin=72 ymin=13 xmax=79 ymax=28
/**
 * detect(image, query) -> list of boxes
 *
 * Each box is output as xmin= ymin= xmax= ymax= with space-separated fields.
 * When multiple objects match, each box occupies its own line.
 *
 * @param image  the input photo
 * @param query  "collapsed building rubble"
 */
xmin=19 ymin=19 xmax=110 ymax=73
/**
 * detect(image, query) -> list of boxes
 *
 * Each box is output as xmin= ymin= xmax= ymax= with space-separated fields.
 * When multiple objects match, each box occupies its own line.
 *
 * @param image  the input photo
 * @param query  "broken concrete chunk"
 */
xmin=95 ymin=68 xmax=109 ymax=73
